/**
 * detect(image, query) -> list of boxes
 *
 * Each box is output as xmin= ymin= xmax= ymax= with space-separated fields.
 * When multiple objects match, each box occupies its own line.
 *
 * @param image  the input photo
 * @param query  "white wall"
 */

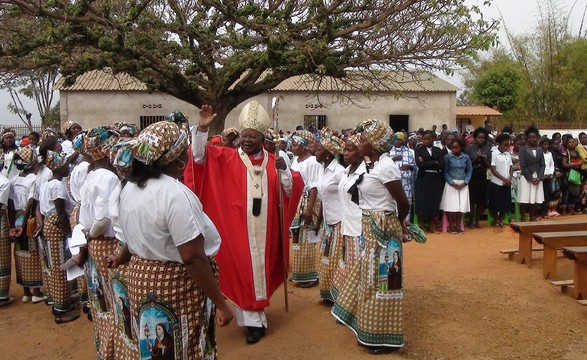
xmin=60 ymin=89 xmax=456 ymax=134
xmin=59 ymin=91 xmax=200 ymax=130
xmin=224 ymin=91 xmax=456 ymax=133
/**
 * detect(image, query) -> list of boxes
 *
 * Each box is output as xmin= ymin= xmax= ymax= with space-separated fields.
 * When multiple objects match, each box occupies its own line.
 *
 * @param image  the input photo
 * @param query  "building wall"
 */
xmin=59 ymin=91 xmax=200 ymax=130
xmin=59 ymin=89 xmax=456 ymax=134
xmin=224 ymin=91 xmax=456 ymax=133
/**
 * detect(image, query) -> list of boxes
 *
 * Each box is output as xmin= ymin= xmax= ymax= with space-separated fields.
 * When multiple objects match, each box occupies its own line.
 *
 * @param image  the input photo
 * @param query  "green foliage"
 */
xmin=0 ymin=0 xmax=498 ymax=130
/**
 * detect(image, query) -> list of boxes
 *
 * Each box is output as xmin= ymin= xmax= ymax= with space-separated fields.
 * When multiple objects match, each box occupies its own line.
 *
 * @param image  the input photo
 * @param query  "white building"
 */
xmin=55 ymin=69 xmax=459 ymax=133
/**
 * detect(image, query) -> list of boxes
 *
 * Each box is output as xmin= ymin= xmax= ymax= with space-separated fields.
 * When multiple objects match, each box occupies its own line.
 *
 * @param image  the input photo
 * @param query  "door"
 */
xmin=389 ymin=115 xmax=409 ymax=133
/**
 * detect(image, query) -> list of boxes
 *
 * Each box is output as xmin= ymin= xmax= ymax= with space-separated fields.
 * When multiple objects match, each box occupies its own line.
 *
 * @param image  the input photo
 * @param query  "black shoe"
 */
xmin=54 ymin=310 xmax=80 ymax=324
xmin=299 ymin=280 xmax=319 ymax=288
xmin=245 ymin=326 xmax=266 ymax=344
xmin=367 ymin=346 xmax=400 ymax=355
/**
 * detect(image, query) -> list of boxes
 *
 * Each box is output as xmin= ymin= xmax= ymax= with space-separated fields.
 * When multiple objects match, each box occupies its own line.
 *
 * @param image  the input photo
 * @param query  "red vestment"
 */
xmin=185 ymin=146 xmax=303 ymax=311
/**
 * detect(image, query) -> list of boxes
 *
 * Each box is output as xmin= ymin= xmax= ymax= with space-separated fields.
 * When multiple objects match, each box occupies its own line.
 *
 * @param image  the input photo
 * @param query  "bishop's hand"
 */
xmin=198 ymin=105 xmax=217 ymax=131
xmin=275 ymin=157 xmax=286 ymax=170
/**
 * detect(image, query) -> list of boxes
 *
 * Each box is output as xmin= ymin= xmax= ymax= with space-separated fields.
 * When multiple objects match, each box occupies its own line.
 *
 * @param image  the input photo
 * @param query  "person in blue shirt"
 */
xmin=440 ymin=138 xmax=472 ymax=234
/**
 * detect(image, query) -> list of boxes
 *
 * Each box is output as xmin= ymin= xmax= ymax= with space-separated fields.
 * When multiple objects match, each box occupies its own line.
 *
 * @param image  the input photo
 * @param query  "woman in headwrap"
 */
xmin=106 ymin=121 xmax=233 ymax=359
xmin=331 ymin=134 xmax=366 ymax=301
xmin=61 ymin=120 xmax=82 ymax=162
xmin=2 ymin=128 xmax=20 ymax=180
xmin=37 ymin=150 xmax=78 ymax=323
xmin=290 ymin=129 xmax=322 ymax=288
xmin=8 ymin=146 xmax=44 ymax=303
xmin=314 ymin=128 xmax=346 ymax=302
xmin=77 ymin=126 xmax=121 ymax=359
xmin=331 ymin=119 xmax=410 ymax=355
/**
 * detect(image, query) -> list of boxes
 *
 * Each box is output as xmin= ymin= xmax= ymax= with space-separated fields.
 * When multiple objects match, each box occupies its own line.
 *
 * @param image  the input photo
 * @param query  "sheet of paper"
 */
xmin=60 ymin=258 xmax=85 ymax=281
xmin=307 ymin=228 xmax=323 ymax=244
xmin=69 ymin=223 xmax=87 ymax=248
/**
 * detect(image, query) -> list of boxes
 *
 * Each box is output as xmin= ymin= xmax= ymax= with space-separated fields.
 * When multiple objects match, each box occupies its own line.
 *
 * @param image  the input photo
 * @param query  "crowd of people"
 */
xmin=0 ymin=100 xmax=586 ymax=358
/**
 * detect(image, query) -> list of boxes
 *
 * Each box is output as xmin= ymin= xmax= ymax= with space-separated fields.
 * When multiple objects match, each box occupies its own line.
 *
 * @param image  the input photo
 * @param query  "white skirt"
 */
xmin=517 ymin=173 xmax=544 ymax=204
xmin=440 ymin=180 xmax=470 ymax=213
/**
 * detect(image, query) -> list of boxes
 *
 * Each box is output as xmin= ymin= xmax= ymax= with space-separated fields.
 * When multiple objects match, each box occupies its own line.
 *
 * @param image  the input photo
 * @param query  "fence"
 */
xmin=0 ymin=124 xmax=43 ymax=138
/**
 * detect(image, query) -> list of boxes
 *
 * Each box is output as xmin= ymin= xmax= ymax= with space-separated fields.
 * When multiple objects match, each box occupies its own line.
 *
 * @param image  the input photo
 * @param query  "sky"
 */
xmin=0 ymin=0 xmax=584 ymax=126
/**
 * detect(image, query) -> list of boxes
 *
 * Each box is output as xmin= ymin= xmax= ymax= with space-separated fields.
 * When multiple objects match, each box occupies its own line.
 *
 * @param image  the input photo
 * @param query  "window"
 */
xmin=303 ymin=115 xmax=327 ymax=130
xmin=139 ymin=115 xmax=165 ymax=130
xmin=389 ymin=115 xmax=409 ymax=133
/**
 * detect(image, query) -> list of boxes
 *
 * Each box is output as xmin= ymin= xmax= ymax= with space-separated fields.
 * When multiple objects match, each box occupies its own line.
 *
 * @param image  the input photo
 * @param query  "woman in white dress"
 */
xmin=289 ymin=130 xmax=322 ymax=288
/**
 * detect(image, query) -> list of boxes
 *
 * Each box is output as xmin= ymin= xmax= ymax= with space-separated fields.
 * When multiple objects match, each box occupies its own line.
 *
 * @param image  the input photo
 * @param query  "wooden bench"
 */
xmin=533 ymin=231 xmax=587 ymax=280
xmin=508 ymin=220 xmax=587 ymax=267
xmin=560 ymin=247 xmax=587 ymax=301
xmin=499 ymin=247 xmax=543 ymax=261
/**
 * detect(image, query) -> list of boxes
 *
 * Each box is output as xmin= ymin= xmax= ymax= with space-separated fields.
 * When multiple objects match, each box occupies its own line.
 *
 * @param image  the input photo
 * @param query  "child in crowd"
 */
xmin=518 ymin=126 xmax=545 ymax=222
xmin=540 ymin=138 xmax=555 ymax=218
xmin=488 ymin=134 xmax=513 ymax=227
xmin=440 ymin=138 xmax=472 ymax=234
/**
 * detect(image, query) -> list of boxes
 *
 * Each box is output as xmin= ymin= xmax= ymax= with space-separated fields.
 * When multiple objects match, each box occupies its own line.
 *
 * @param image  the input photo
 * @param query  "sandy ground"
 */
xmin=2 ymin=216 xmax=587 ymax=359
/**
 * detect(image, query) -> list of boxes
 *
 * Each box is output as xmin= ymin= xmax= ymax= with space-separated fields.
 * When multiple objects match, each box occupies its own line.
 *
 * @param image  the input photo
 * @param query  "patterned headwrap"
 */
xmin=319 ymin=127 xmax=345 ymax=155
xmin=356 ymin=119 xmax=395 ymax=153
xmin=166 ymin=111 xmax=188 ymax=125
xmin=1 ymin=128 xmax=15 ymax=139
xmin=134 ymin=121 xmax=189 ymax=166
xmin=62 ymin=120 xmax=80 ymax=134
xmin=221 ymin=127 xmax=241 ymax=145
xmin=45 ymin=150 xmax=68 ymax=170
xmin=42 ymin=127 xmax=58 ymax=139
xmin=291 ymin=130 xmax=314 ymax=148
xmin=14 ymin=145 xmax=35 ymax=170
xmin=84 ymin=126 xmax=120 ymax=161
xmin=396 ymin=132 xmax=406 ymax=141
xmin=72 ymin=131 xmax=87 ymax=155
xmin=116 ymin=122 xmax=138 ymax=136
xmin=346 ymin=134 xmax=361 ymax=148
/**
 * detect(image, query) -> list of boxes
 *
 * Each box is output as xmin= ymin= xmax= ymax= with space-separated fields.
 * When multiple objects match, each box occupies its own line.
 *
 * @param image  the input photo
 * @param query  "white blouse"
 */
xmin=69 ymin=161 xmax=90 ymax=203
xmin=291 ymin=155 xmax=321 ymax=193
xmin=316 ymin=160 xmax=345 ymax=225
xmin=33 ymin=166 xmax=52 ymax=201
xmin=10 ymin=173 xmax=36 ymax=212
xmin=114 ymin=174 xmax=221 ymax=263
xmin=39 ymin=178 xmax=73 ymax=216
xmin=79 ymin=168 xmax=120 ymax=238
xmin=338 ymin=162 xmax=367 ymax=236
xmin=358 ymin=156 xmax=401 ymax=212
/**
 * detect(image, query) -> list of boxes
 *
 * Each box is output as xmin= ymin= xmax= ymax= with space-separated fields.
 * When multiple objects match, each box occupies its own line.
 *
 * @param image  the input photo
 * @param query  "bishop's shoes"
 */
xmin=245 ymin=326 xmax=266 ymax=344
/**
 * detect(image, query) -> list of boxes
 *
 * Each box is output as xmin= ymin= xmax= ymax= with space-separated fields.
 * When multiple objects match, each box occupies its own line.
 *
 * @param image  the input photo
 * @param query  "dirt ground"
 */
xmin=2 ymin=215 xmax=587 ymax=359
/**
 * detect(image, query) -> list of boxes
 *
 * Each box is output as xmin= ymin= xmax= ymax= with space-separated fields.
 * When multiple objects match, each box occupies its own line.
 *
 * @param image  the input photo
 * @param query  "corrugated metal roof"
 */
xmin=54 ymin=69 xmax=147 ymax=91
xmin=54 ymin=69 xmax=458 ymax=93
xmin=272 ymin=71 xmax=459 ymax=92
xmin=457 ymin=106 xmax=502 ymax=116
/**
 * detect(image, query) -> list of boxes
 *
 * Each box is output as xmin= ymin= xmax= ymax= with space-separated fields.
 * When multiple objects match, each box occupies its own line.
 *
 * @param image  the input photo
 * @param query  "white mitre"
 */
xmin=238 ymin=100 xmax=271 ymax=134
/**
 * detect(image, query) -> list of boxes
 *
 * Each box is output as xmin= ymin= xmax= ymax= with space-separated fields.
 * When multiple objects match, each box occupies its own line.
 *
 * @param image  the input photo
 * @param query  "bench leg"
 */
xmin=518 ymin=233 xmax=533 ymax=267
xmin=543 ymin=246 xmax=558 ymax=280
xmin=574 ymin=261 xmax=587 ymax=300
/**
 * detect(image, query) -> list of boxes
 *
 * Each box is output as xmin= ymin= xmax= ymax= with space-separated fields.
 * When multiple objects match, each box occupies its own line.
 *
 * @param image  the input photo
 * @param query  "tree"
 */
xmin=0 ymin=0 xmax=497 ymax=133
xmin=0 ymin=68 xmax=59 ymax=129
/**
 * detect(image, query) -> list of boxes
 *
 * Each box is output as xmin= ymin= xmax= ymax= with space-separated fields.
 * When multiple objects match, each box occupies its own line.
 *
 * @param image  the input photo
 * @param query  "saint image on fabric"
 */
xmin=139 ymin=302 xmax=177 ymax=360
xmin=86 ymin=258 xmax=108 ymax=312
xmin=377 ymin=240 xmax=402 ymax=291
xmin=111 ymin=278 xmax=133 ymax=340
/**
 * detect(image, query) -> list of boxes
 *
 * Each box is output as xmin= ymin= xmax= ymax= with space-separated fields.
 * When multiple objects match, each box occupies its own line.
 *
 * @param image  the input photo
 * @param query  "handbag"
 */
xmin=26 ymin=217 xmax=37 ymax=238
xmin=567 ymin=152 xmax=582 ymax=185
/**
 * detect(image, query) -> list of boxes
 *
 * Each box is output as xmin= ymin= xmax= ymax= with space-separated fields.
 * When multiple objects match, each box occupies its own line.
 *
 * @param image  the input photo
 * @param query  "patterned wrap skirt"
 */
xmin=290 ymin=192 xmax=322 ymax=282
xmin=330 ymin=235 xmax=362 ymax=302
xmin=86 ymin=237 xmax=119 ymax=360
xmin=126 ymin=255 xmax=219 ymax=360
xmin=331 ymin=211 xmax=405 ymax=347
xmin=110 ymin=243 xmax=139 ymax=360
xmin=0 ymin=209 xmax=10 ymax=298
xmin=14 ymin=211 xmax=43 ymax=288
xmin=39 ymin=214 xmax=74 ymax=312
xmin=318 ymin=222 xmax=343 ymax=302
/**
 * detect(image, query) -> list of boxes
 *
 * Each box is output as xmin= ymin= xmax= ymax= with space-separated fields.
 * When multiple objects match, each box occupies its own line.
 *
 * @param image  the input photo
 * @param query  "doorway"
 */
xmin=389 ymin=115 xmax=409 ymax=133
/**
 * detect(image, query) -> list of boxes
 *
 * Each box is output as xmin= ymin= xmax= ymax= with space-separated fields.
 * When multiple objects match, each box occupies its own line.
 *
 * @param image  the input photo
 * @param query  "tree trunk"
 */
xmin=206 ymin=103 xmax=234 ymax=135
